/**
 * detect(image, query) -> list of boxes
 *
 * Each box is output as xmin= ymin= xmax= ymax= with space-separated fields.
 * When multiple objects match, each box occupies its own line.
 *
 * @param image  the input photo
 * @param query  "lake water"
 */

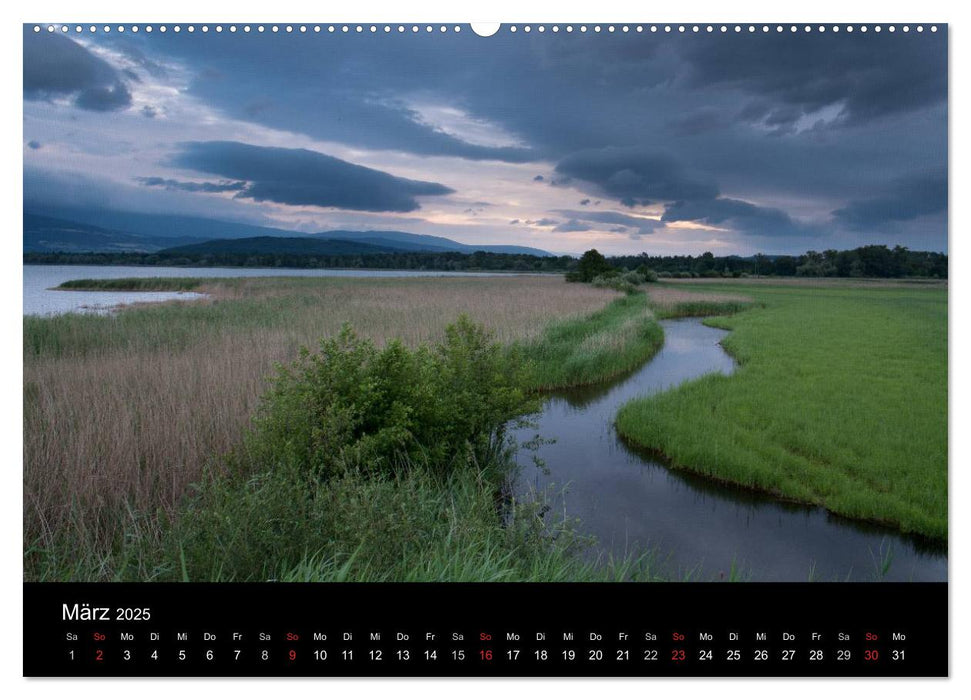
xmin=23 ymin=264 xmax=514 ymax=316
xmin=513 ymin=318 xmax=947 ymax=582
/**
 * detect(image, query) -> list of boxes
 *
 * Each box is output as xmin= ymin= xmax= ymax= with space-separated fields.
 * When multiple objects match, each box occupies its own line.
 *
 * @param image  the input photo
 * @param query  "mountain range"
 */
xmin=23 ymin=208 xmax=552 ymax=257
xmin=161 ymin=236 xmax=403 ymax=257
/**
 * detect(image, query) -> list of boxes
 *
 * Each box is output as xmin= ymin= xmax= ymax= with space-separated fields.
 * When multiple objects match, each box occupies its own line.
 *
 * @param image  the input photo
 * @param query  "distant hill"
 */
xmin=23 ymin=207 xmax=552 ymax=257
xmin=162 ymin=236 xmax=400 ymax=256
xmin=25 ymin=206 xmax=301 ymax=243
xmin=305 ymin=229 xmax=550 ymax=256
xmin=24 ymin=213 xmax=206 ymax=253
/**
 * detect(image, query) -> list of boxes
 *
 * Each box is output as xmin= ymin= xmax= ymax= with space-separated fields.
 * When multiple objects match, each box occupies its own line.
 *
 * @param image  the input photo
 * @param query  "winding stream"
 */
xmin=512 ymin=318 xmax=947 ymax=582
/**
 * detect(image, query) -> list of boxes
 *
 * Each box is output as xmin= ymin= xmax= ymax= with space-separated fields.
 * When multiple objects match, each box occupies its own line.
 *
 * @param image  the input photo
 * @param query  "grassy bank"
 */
xmin=643 ymin=284 xmax=757 ymax=319
xmin=522 ymin=292 xmax=664 ymax=390
xmin=618 ymin=281 xmax=947 ymax=540
xmin=25 ymin=275 xmax=672 ymax=582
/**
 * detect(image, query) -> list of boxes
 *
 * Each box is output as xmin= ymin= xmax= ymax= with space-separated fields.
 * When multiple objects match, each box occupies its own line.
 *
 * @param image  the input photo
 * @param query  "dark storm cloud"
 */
xmin=681 ymin=31 xmax=947 ymax=129
xmin=23 ymin=29 xmax=132 ymax=112
xmin=136 ymin=176 xmax=247 ymax=193
xmin=172 ymin=141 xmax=454 ymax=212
xmin=668 ymin=107 xmax=731 ymax=136
xmin=554 ymin=148 xmax=719 ymax=207
xmin=150 ymin=32 xmax=545 ymax=162
xmin=552 ymin=209 xmax=665 ymax=236
xmin=23 ymin=29 xmax=948 ymax=253
xmin=662 ymin=197 xmax=818 ymax=238
xmin=124 ymin=30 xmax=946 ymax=187
xmin=553 ymin=220 xmax=593 ymax=233
xmin=73 ymin=83 xmax=134 ymax=112
xmin=832 ymin=171 xmax=947 ymax=230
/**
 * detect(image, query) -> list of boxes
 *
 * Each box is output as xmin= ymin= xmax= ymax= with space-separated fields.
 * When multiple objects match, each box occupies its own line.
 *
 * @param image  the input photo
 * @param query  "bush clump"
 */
xmin=246 ymin=316 xmax=537 ymax=481
xmin=638 ymin=267 xmax=659 ymax=283
xmin=163 ymin=316 xmax=547 ymax=581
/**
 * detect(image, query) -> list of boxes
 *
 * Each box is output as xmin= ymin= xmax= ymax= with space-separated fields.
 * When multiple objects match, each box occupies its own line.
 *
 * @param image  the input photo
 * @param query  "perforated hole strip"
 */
xmin=32 ymin=24 xmax=940 ymax=35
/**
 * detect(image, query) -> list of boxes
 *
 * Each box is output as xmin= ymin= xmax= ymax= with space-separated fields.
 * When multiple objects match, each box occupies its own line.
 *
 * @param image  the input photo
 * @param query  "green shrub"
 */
xmin=246 ymin=316 xmax=537 ymax=482
xmin=160 ymin=316 xmax=549 ymax=581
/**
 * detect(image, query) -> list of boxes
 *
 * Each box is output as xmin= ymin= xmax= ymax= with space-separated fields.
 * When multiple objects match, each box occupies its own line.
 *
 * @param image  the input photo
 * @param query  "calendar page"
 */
xmin=22 ymin=19 xmax=948 ymax=678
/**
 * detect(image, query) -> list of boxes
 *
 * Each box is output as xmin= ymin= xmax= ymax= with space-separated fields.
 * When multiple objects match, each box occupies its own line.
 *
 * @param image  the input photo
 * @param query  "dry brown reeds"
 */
xmin=24 ymin=275 xmax=617 ymax=563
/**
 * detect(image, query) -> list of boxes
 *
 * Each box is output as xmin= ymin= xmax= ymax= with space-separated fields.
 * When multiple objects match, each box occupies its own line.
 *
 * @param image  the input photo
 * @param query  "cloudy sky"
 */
xmin=23 ymin=25 xmax=947 ymax=256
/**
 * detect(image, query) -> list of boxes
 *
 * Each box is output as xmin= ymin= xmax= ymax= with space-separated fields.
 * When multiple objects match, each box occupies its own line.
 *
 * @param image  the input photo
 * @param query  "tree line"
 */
xmin=608 ymin=246 xmax=946 ymax=279
xmin=24 ymin=244 xmax=947 ymax=279
xmin=22 ymin=250 xmax=576 ymax=273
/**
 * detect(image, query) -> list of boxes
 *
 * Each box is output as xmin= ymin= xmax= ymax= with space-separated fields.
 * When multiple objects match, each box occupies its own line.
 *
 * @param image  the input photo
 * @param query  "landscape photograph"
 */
xmin=23 ymin=23 xmax=947 ymax=584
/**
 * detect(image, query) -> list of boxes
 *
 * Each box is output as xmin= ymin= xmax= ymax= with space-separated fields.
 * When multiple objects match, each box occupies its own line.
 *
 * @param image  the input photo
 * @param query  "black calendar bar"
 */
xmin=24 ymin=582 xmax=947 ymax=677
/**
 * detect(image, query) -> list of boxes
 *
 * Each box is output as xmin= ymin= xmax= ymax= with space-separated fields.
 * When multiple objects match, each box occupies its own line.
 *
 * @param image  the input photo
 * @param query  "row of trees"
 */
xmin=608 ymin=245 xmax=947 ymax=279
xmin=22 ymin=250 xmax=577 ymax=273
xmin=25 ymin=244 xmax=947 ymax=279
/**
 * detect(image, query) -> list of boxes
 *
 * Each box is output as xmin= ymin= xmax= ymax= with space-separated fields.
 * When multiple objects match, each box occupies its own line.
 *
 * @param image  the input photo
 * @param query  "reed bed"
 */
xmin=24 ymin=275 xmax=618 ymax=575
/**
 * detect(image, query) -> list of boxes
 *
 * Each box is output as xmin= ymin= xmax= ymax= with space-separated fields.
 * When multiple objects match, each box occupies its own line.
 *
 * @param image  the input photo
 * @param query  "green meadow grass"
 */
xmin=617 ymin=282 xmax=947 ymax=540
xmin=522 ymin=292 xmax=664 ymax=390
